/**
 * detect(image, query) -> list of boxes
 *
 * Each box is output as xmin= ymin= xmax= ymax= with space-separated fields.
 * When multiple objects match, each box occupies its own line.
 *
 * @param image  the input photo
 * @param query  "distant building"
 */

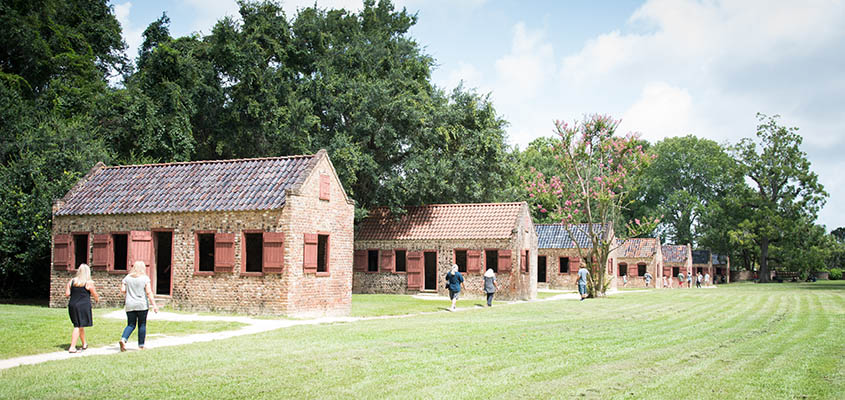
xmin=616 ymin=238 xmax=663 ymax=288
xmin=353 ymin=202 xmax=537 ymax=301
xmin=535 ymin=223 xmax=619 ymax=291
xmin=661 ymin=244 xmax=692 ymax=287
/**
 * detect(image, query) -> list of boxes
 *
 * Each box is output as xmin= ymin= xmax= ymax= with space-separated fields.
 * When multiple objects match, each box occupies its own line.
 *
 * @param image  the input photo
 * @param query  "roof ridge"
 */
xmin=103 ymin=153 xmax=317 ymax=169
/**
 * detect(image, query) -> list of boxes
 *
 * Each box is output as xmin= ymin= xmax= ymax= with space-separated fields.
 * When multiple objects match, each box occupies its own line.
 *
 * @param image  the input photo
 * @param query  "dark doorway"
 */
xmin=73 ymin=234 xmax=88 ymax=269
xmin=537 ymin=256 xmax=547 ymax=283
xmin=486 ymin=250 xmax=499 ymax=273
xmin=154 ymin=231 xmax=172 ymax=295
xmin=424 ymin=251 xmax=437 ymax=290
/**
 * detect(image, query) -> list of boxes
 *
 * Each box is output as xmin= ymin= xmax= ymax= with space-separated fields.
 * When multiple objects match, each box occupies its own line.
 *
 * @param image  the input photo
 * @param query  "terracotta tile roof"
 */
xmin=617 ymin=238 xmax=660 ymax=258
xmin=55 ymin=153 xmax=319 ymax=216
xmin=355 ymin=203 xmax=525 ymax=241
xmin=692 ymin=250 xmax=711 ymax=264
xmin=662 ymin=245 xmax=689 ymax=263
xmin=536 ymin=223 xmax=608 ymax=249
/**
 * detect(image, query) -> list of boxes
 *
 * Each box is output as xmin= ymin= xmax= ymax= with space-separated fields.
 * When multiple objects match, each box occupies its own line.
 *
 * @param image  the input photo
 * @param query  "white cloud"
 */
xmin=621 ymin=82 xmax=693 ymax=141
xmin=494 ymin=22 xmax=555 ymax=101
xmin=442 ymin=62 xmax=484 ymax=93
xmin=114 ymin=2 xmax=145 ymax=64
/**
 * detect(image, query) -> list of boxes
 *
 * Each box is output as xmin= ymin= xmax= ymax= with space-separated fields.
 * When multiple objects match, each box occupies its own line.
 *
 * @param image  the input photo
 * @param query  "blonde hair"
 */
xmin=72 ymin=264 xmax=92 ymax=286
xmin=484 ymin=268 xmax=495 ymax=278
xmin=130 ymin=260 xmax=147 ymax=278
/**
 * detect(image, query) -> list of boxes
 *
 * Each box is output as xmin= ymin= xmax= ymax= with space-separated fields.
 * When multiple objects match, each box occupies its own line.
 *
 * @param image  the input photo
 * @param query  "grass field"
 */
xmin=0 ymin=305 xmax=246 ymax=358
xmin=350 ymin=294 xmax=505 ymax=316
xmin=2 ymin=282 xmax=843 ymax=399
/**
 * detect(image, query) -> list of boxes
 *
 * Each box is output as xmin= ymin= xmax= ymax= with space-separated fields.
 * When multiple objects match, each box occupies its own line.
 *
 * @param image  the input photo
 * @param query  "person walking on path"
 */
xmin=696 ymin=272 xmax=703 ymax=288
xmin=678 ymin=272 xmax=685 ymax=288
xmin=662 ymin=275 xmax=669 ymax=288
xmin=644 ymin=271 xmax=653 ymax=288
xmin=687 ymin=272 xmax=693 ymax=289
xmin=578 ymin=264 xmax=590 ymax=301
xmin=446 ymin=264 xmax=465 ymax=311
xmin=119 ymin=261 xmax=159 ymax=351
xmin=65 ymin=264 xmax=100 ymax=353
xmin=622 ymin=274 xmax=628 ymax=288
xmin=483 ymin=268 xmax=498 ymax=307
xmin=704 ymin=273 xmax=710 ymax=287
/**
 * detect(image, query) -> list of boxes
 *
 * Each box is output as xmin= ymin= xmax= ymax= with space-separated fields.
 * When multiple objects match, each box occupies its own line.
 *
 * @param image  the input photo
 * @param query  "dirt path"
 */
xmin=0 ymin=311 xmax=360 ymax=371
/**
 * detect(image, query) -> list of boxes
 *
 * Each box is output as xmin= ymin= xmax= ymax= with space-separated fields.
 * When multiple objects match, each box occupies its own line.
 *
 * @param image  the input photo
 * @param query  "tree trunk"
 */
xmin=759 ymin=236 xmax=771 ymax=283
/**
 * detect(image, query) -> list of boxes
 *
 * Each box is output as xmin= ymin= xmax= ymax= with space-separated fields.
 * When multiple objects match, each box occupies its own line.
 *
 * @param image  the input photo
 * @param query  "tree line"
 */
xmin=0 ymin=0 xmax=840 ymax=297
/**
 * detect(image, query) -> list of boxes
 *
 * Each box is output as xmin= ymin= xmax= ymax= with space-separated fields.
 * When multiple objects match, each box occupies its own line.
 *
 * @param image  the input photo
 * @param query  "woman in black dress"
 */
xmin=65 ymin=264 xmax=100 ymax=353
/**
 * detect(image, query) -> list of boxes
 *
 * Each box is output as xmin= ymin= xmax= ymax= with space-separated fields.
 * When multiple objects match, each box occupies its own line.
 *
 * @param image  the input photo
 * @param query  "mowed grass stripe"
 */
xmin=1 ymin=282 xmax=843 ymax=399
xmin=632 ymin=288 xmax=780 ymax=399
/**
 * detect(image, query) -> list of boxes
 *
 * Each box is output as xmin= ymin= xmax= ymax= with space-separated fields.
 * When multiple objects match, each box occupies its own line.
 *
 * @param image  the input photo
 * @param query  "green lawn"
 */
xmin=351 ymin=294 xmax=505 ymax=317
xmin=2 ymin=282 xmax=843 ymax=399
xmin=537 ymin=290 xmax=572 ymax=299
xmin=0 ymin=305 xmax=246 ymax=358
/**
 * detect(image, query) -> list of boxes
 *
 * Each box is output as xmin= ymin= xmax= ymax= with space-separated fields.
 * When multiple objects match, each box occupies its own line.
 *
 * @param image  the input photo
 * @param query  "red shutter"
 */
xmin=129 ymin=231 xmax=153 ymax=275
xmin=303 ymin=233 xmax=318 ymax=273
xmin=498 ymin=250 xmax=512 ymax=273
xmin=353 ymin=250 xmax=367 ymax=272
xmin=380 ymin=250 xmax=394 ymax=273
xmin=467 ymin=250 xmax=481 ymax=273
xmin=213 ymin=233 xmax=235 ymax=272
xmin=570 ymin=257 xmax=581 ymax=274
xmin=407 ymin=251 xmax=423 ymax=289
xmin=53 ymin=234 xmax=71 ymax=271
xmin=91 ymin=234 xmax=110 ymax=270
xmin=319 ymin=174 xmax=330 ymax=201
xmin=263 ymin=232 xmax=285 ymax=273
xmin=663 ymin=266 xmax=672 ymax=278
xmin=521 ymin=250 xmax=528 ymax=273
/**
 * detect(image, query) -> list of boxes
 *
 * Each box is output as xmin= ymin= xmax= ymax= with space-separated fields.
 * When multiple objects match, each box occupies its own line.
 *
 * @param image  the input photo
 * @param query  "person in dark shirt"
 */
xmin=446 ymin=264 xmax=465 ymax=311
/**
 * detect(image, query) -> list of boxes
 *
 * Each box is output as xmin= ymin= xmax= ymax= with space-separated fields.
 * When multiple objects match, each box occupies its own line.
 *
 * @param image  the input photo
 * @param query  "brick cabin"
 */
xmin=711 ymin=253 xmax=731 ymax=283
xmin=661 ymin=244 xmax=692 ymax=287
xmin=49 ymin=150 xmax=354 ymax=317
xmin=615 ymin=238 xmax=663 ymax=288
xmin=691 ymin=250 xmax=714 ymax=283
xmin=353 ymin=202 xmax=537 ymax=301
xmin=535 ymin=224 xmax=618 ymax=291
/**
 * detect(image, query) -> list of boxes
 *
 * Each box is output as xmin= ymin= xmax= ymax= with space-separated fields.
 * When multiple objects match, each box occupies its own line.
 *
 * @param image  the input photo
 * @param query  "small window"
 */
xmin=673 ymin=267 xmax=680 ymax=277
xmin=198 ymin=233 xmax=215 ymax=272
xmin=73 ymin=234 xmax=88 ymax=269
xmin=395 ymin=250 xmax=406 ymax=272
xmin=244 ymin=233 xmax=263 ymax=272
xmin=112 ymin=233 xmax=128 ymax=271
xmin=559 ymin=257 xmax=570 ymax=274
xmin=486 ymin=250 xmax=499 ymax=273
xmin=638 ymin=264 xmax=647 ymax=276
xmin=455 ymin=250 xmax=468 ymax=273
xmin=619 ymin=264 xmax=628 ymax=276
xmin=317 ymin=234 xmax=329 ymax=273
xmin=368 ymin=250 xmax=378 ymax=272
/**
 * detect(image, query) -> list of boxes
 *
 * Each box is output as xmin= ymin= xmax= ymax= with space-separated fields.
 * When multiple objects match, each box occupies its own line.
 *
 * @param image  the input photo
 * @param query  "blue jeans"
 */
xmin=122 ymin=310 xmax=149 ymax=347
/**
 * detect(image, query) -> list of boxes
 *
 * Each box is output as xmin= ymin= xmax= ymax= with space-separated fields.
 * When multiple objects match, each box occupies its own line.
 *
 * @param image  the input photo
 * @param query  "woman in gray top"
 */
xmin=119 ymin=261 xmax=158 ymax=351
xmin=483 ymin=268 xmax=498 ymax=307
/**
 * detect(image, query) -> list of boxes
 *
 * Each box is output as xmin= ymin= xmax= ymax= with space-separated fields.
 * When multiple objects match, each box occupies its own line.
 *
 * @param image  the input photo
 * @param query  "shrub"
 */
xmin=829 ymin=268 xmax=842 ymax=280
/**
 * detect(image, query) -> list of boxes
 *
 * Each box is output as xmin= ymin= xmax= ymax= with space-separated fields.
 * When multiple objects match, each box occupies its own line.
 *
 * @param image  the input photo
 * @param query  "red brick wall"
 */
xmin=50 ymin=157 xmax=354 ymax=317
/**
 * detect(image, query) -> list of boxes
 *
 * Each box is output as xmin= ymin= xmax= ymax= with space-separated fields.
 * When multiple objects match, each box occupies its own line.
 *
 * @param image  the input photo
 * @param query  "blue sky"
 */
xmin=113 ymin=0 xmax=845 ymax=231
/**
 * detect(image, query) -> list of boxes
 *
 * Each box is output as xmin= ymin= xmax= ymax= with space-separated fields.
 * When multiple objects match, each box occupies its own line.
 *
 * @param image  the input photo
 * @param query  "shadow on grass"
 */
xmin=0 ymin=298 xmax=49 ymax=306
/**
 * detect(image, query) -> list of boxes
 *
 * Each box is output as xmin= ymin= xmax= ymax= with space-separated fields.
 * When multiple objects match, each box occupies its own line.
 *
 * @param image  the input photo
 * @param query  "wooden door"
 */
xmin=407 ymin=251 xmax=423 ymax=290
xmin=538 ymin=256 xmax=547 ymax=283
xmin=129 ymin=231 xmax=153 ymax=286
